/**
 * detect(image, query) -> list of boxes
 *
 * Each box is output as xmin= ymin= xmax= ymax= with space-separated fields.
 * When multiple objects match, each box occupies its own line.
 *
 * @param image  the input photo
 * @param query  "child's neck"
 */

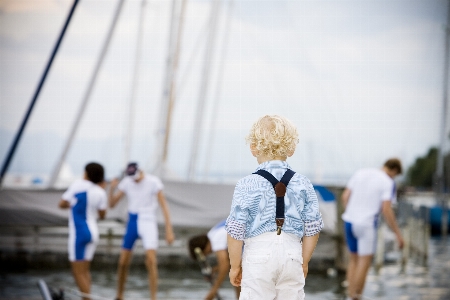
xmin=256 ymin=155 xmax=287 ymax=164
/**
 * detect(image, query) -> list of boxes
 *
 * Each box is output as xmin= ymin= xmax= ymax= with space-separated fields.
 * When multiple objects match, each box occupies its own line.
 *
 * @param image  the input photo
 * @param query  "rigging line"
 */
xmin=124 ymin=0 xmax=148 ymax=168
xmin=187 ymin=0 xmax=222 ymax=180
xmin=0 ymin=0 xmax=80 ymax=187
xmin=48 ymin=0 xmax=126 ymax=188
xmin=203 ymin=0 xmax=234 ymax=179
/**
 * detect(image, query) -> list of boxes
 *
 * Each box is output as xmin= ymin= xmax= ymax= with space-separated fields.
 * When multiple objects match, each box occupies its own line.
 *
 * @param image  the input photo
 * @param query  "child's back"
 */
xmin=225 ymin=115 xmax=323 ymax=300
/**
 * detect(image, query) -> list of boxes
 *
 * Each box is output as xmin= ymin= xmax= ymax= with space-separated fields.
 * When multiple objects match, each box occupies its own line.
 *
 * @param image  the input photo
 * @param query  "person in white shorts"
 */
xmin=59 ymin=162 xmax=107 ymax=300
xmin=188 ymin=220 xmax=241 ymax=300
xmin=341 ymin=158 xmax=405 ymax=300
xmin=109 ymin=162 xmax=174 ymax=300
xmin=226 ymin=115 xmax=324 ymax=300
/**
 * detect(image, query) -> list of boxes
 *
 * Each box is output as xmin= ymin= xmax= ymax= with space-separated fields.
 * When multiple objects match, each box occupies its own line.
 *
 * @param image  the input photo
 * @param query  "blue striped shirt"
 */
xmin=225 ymin=160 xmax=324 ymax=240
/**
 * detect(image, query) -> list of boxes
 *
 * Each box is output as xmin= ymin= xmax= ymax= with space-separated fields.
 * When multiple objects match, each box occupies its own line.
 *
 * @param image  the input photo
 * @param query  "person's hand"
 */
xmin=229 ymin=266 xmax=242 ymax=287
xmin=166 ymin=228 xmax=175 ymax=245
xmin=302 ymin=263 xmax=309 ymax=278
xmin=110 ymin=178 xmax=119 ymax=190
xmin=397 ymin=234 xmax=405 ymax=249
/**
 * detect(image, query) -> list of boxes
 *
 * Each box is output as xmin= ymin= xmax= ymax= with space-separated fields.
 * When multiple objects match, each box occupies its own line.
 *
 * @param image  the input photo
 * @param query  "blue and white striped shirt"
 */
xmin=225 ymin=160 xmax=324 ymax=240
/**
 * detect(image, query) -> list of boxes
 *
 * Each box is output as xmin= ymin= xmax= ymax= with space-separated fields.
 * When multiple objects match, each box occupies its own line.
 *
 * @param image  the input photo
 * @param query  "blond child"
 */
xmin=225 ymin=115 xmax=324 ymax=300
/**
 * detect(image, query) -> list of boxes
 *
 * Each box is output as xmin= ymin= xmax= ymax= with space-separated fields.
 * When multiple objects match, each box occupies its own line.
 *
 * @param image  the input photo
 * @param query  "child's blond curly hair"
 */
xmin=246 ymin=115 xmax=299 ymax=159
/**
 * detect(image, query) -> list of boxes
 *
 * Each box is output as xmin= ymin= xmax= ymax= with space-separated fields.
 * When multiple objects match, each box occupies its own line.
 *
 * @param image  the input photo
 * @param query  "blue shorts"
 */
xmin=344 ymin=221 xmax=377 ymax=256
xmin=123 ymin=213 xmax=158 ymax=250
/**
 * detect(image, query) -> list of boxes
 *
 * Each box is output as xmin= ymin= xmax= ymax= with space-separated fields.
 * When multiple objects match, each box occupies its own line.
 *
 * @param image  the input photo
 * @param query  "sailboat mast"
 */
xmin=436 ymin=0 xmax=450 ymax=236
xmin=187 ymin=0 xmax=222 ymax=180
xmin=161 ymin=0 xmax=187 ymax=175
xmin=48 ymin=0 xmax=126 ymax=188
xmin=154 ymin=0 xmax=181 ymax=177
xmin=203 ymin=0 xmax=234 ymax=179
xmin=0 ymin=0 xmax=80 ymax=187
xmin=124 ymin=0 xmax=147 ymax=168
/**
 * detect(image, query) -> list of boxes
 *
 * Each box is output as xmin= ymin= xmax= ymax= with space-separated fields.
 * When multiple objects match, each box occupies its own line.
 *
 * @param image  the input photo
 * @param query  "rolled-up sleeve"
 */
xmin=225 ymin=180 xmax=248 ymax=240
xmin=301 ymin=179 xmax=324 ymax=237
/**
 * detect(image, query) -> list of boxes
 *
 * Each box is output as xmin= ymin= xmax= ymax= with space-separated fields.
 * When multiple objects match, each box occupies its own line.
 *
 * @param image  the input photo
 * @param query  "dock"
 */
xmin=0 ymin=220 xmax=337 ymax=273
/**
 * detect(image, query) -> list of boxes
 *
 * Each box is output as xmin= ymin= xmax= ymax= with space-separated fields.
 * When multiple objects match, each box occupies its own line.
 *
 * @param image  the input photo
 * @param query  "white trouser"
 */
xmin=240 ymin=231 xmax=305 ymax=300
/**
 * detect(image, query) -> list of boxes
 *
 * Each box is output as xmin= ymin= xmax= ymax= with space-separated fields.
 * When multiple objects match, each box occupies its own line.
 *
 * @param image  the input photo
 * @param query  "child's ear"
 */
xmin=286 ymin=148 xmax=295 ymax=157
xmin=250 ymin=144 xmax=258 ymax=157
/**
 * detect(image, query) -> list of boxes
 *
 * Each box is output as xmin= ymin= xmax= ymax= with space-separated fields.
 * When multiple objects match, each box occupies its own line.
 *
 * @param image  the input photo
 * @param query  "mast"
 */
xmin=48 ymin=0 xmax=126 ymax=187
xmin=187 ymin=0 xmax=222 ymax=180
xmin=0 ymin=0 xmax=80 ymax=187
xmin=154 ymin=0 xmax=187 ymax=178
xmin=124 ymin=0 xmax=147 ymax=168
xmin=161 ymin=0 xmax=187 ymax=177
xmin=436 ymin=0 xmax=450 ymax=236
xmin=203 ymin=0 xmax=234 ymax=179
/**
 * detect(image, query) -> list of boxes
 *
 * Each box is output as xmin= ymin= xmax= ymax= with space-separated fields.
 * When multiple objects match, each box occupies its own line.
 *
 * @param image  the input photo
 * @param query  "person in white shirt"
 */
xmin=341 ymin=158 xmax=404 ymax=300
xmin=109 ymin=162 xmax=174 ymax=300
xmin=188 ymin=220 xmax=240 ymax=300
xmin=58 ymin=162 xmax=107 ymax=300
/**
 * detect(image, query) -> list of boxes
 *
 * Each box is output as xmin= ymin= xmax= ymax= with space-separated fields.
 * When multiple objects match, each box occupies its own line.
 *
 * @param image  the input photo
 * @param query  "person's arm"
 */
xmin=227 ymin=234 xmax=243 ymax=287
xmin=157 ymin=191 xmax=175 ymax=245
xmin=204 ymin=250 xmax=230 ymax=300
xmin=341 ymin=188 xmax=351 ymax=208
xmin=108 ymin=178 xmax=124 ymax=208
xmin=381 ymin=201 xmax=404 ymax=249
xmin=58 ymin=199 xmax=70 ymax=209
xmin=302 ymin=233 xmax=319 ymax=278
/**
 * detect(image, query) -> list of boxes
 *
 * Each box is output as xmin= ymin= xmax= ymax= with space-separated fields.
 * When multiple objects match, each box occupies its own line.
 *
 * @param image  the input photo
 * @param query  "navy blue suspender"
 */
xmin=253 ymin=169 xmax=295 ymax=235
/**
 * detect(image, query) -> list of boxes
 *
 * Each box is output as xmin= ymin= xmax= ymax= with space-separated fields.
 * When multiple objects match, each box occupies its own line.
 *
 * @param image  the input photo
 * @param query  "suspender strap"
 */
xmin=253 ymin=169 xmax=296 ymax=235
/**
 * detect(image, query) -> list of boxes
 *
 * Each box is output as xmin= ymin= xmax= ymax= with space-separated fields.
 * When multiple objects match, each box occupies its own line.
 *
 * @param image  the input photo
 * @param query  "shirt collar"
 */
xmin=254 ymin=160 xmax=291 ymax=172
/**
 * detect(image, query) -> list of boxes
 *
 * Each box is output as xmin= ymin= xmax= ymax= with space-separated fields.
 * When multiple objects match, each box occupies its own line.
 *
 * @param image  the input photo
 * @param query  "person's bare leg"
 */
xmin=116 ymin=249 xmax=133 ymax=300
xmin=346 ymin=253 xmax=358 ymax=298
xmin=349 ymin=255 xmax=373 ymax=299
xmin=145 ymin=250 xmax=158 ymax=300
xmin=354 ymin=255 xmax=373 ymax=297
xmin=71 ymin=261 xmax=91 ymax=300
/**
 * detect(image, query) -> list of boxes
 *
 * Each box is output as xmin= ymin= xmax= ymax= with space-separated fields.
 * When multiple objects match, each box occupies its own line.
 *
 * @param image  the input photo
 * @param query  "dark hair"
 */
xmin=384 ymin=158 xmax=402 ymax=175
xmin=85 ymin=162 xmax=104 ymax=184
xmin=188 ymin=234 xmax=209 ymax=260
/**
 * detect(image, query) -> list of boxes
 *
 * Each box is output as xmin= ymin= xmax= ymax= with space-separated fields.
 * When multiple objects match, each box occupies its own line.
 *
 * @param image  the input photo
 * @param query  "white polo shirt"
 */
xmin=342 ymin=168 xmax=395 ymax=226
xmin=118 ymin=174 xmax=163 ymax=220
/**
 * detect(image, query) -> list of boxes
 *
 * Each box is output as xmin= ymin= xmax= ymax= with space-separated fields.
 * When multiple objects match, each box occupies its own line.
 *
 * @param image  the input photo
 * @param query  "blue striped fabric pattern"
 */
xmin=226 ymin=160 xmax=324 ymax=240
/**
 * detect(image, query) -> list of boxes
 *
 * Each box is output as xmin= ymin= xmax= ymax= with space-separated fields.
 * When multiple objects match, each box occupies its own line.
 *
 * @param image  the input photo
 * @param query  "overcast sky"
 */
xmin=0 ymin=0 xmax=448 ymax=186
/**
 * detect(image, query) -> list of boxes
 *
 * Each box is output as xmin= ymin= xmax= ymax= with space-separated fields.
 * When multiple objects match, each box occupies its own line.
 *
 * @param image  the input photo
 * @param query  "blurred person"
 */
xmin=58 ymin=162 xmax=107 ymax=300
xmin=226 ymin=115 xmax=324 ymax=300
xmin=188 ymin=220 xmax=241 ymax=300
xmin=341 ymin=158 xmax=404 ymax=300
xmin=109 ymin=162 xmax=175 ymax=300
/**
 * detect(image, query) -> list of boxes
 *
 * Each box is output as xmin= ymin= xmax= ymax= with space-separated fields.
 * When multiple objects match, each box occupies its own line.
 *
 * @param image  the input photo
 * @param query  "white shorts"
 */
xmin=68 ymin=226 xmax=98 ymax=262
xmin=345 ymin=221 xmax=377 ymax=256
xmin=240 ymin=231 xmax=305 ymax=300
xmin=123 ymin=213 xmax=158 ymax=250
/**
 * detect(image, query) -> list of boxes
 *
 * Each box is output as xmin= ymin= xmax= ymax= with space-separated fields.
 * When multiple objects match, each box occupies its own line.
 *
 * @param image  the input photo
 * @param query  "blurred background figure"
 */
xmin=188 ymin=219 xmax=241 ymax=300
xmin=58 ymin=162 xmax=107 ymax=300
xmin=341 ymin=158 xmax=404 ymax=300
xmin=108 ymin=162 xmax=175 ymax=300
